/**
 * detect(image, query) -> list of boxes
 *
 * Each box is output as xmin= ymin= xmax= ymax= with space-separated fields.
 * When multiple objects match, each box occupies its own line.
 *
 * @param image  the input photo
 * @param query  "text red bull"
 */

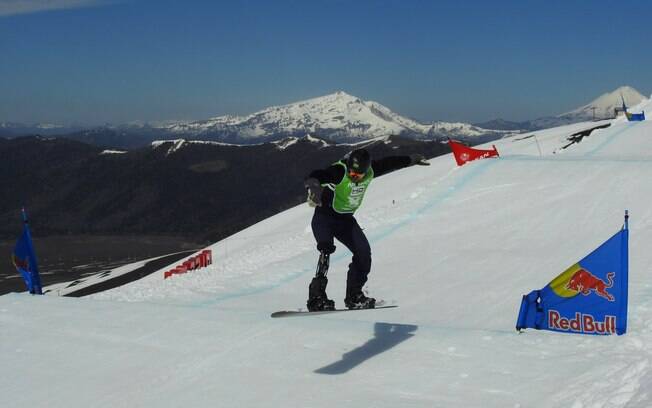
xmin=548 ymin=310 xmax=617 ymax=334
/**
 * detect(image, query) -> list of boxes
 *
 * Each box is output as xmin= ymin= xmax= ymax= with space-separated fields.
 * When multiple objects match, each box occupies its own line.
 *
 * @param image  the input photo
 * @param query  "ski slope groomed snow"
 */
xmin=3 ymin=105 xmax=652 ymax=407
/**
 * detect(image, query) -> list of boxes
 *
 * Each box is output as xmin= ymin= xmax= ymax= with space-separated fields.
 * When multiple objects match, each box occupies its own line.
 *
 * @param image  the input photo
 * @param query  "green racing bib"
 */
xmin=324 ymin=161 xmax=374 ymax=214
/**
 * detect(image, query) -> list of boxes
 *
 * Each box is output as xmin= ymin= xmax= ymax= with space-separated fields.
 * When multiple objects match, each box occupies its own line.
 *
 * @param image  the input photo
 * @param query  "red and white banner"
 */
xmin=448 ymin=139 xmax=499 ymax=166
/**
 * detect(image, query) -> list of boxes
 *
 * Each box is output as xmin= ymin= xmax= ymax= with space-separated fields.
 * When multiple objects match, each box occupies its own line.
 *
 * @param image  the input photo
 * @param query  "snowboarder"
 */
xmin=304 ymin=148 xmax=430 ymax=311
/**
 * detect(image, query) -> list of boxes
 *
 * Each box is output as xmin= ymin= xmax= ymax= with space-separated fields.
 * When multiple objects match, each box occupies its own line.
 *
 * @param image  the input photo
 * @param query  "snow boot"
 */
xmin=307 ymin=276 xmax=335 ymax=311
xmin=344 ymin=290 xmax=376 ymax=310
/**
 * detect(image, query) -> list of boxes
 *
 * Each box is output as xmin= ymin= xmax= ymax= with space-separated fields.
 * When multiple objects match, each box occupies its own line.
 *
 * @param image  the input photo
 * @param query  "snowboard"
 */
xmin=271 ymin=302 xmax=397 ymax=318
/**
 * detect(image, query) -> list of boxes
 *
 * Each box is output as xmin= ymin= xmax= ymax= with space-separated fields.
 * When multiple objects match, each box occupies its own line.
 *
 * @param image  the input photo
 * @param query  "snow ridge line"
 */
xmin=368 ymin=159 xmax=497 ymax=243
xmin=191 ymin=160 xmax=497 ymax=308
xmin=585 ymin=122 xmax=642 ymax=156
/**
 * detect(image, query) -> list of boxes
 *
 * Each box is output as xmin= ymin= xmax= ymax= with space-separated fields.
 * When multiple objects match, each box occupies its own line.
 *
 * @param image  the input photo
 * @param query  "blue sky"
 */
xmin=1 ymin=0 xmax=651 ymax=125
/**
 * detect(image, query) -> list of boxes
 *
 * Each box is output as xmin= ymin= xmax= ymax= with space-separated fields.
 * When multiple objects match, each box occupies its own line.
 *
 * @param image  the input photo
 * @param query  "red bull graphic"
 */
xmin=566 ymin=269 xmax=615 ymax=301
xmin=12 ymin=254 xmax=29 ymax=271
xmin=516 ymin=212 xmax=629 ymax=336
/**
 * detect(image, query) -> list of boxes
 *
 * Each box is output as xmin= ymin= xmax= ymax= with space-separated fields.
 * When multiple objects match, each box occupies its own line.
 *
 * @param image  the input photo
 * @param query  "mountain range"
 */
xmin=475 ymin=85 xmax=647 ymax=130
xmin=2 ymin=87 xmax=646 ymax=149
xmin=0 ymin=90 xmax=539 ymax=148
xmin=151 ymin=91 xmax=512 ymax=146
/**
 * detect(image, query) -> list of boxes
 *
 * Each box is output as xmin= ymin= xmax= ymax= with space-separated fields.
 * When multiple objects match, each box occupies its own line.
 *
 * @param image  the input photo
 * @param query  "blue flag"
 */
xmin=516 ymin=212 xmax=629 ymax=335
xmin=12 ymin=209 xmax=43 ymax=295
xmin=626 ymin=111 xmax=645 ymax=122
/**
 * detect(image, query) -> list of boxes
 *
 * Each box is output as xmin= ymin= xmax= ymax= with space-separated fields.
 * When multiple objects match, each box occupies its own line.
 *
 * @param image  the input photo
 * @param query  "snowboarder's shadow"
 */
xmin=314 ymin=322 xmax=418 ymax=375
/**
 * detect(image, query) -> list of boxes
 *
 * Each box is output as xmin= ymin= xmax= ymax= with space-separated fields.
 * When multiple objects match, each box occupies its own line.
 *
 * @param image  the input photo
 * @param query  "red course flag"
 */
xmin=448 ymin=139 xmax=499 ymax=166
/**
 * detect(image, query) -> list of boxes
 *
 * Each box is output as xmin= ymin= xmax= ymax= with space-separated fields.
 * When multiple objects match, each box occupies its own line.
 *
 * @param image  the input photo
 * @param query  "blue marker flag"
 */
xmin=12 ymin=208 xmax=43 ymax=295
xmin=626 ymin=111 xmax=645 ymax=122
xmin=516 ymin=212 xmax=628 ymax=335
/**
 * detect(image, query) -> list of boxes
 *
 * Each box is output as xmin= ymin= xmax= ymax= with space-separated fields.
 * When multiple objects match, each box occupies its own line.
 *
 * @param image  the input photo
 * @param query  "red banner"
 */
xmin=448 ymin=139 xmax=499 ymax=166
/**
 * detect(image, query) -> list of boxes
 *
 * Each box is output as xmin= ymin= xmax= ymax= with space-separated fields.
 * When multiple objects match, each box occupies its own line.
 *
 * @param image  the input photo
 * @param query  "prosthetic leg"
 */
xmin=307 ymin=250 xmax=336 ymax=311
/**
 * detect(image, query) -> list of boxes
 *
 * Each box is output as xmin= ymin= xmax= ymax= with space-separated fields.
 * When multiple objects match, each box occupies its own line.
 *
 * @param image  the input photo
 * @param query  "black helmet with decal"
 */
xmin=346 ymin=148 xmax=371 ymax=174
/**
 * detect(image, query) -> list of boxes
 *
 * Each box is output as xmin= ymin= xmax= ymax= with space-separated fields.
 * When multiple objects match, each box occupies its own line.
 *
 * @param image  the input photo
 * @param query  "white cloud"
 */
xmin=0 ymin=0 xmax=109 ymax=17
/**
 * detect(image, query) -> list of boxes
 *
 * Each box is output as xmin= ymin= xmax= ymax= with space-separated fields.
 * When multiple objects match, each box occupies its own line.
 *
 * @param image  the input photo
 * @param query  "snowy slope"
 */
xmin=4 ymin=108 xmax=652 ymax=407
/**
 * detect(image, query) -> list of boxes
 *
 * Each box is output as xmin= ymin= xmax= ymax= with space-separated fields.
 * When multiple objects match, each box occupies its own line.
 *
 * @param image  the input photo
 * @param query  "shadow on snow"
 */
xmin=315 ymin=322 xmax=418 ymax=375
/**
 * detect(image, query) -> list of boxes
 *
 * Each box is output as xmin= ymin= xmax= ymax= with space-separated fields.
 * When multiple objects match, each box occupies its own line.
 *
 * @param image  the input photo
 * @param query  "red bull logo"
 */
xmin=548 ymin=311 xmax=617 ymax=334
xmin=459 ymin=151 xmax=493 ymax=164
xmin=12 ymin=254 xmax=29 ymax=271
xmin=566 ymin=269 xmax=615 ymax=301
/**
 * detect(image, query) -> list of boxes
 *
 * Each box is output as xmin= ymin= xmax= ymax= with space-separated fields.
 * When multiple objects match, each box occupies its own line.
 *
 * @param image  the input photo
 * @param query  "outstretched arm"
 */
xmin=306 ymin=165 xmax=345 ymax=185
xmin=371 ymin=154 xmax=429 ymax=177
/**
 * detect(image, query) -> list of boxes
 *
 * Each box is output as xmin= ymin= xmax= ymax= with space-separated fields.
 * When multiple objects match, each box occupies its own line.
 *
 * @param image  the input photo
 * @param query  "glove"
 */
xmin=410 ymin=153 xmax=430 ymax=166
xmin=304 ymin=178 xmax=323 ymax=207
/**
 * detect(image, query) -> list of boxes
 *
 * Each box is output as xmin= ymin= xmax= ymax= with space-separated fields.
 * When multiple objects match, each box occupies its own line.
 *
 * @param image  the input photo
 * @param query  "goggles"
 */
xmin=348 ymin=170 xmax=365 ymax=180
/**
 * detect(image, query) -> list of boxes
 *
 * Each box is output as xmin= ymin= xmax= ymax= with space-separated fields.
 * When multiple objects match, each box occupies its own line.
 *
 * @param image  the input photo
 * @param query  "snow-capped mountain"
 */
xmin=531 ymin=85 xmax=647 ymax=129
xmin=156 ymin=91 xmax=511 ymax=144
xmin=565 ymin=85 xmax=645 ymax=118
xmin=476 ymin=86 xmax=648 ymax=131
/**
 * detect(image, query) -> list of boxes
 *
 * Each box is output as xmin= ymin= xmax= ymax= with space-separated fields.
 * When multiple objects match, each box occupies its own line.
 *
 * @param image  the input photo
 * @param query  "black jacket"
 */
xmin=306 ymin=156 xmax=412 ymax=217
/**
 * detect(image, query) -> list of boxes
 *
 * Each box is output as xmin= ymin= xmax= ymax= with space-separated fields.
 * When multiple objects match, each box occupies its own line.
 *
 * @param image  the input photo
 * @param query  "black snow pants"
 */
xmin=311 ymin=209 xmax=372 ymax=295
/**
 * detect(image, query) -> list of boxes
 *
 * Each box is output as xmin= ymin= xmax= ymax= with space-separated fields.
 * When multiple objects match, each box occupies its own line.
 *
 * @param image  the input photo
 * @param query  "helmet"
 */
xmin=346 ymin=149 xmax=371 ymax=175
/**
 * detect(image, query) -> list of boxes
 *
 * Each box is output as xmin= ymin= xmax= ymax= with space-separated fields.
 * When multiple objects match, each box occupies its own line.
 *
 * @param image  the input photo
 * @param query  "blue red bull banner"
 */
xmin=626 ymin=111 xmax=645 ymax=122
xmin=620 ymin=95 xmax=645 ymax=121
xmin=516 ymin=212 xmax=629 ymax=335
xmin=12 ymin=208 xmax=43 ymax=295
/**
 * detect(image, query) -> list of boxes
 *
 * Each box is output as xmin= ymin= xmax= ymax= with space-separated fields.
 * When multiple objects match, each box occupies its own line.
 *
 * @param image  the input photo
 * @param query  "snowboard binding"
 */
xmin=344 ymin=291 xmax=376 ymax=310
